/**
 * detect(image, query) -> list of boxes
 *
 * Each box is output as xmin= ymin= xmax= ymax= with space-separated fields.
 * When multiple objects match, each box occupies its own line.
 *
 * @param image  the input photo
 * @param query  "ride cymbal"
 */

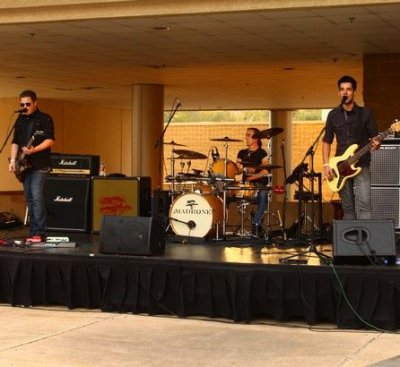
xmin=253 ymin=127 xmax=284 ymax=139
xmin=210 ymin=136 xmax=243 ymax=142
xmin=164 ymin=140 xmax=187 ymax=147
xmin=173 ymin=149 xmax=207 ymax=159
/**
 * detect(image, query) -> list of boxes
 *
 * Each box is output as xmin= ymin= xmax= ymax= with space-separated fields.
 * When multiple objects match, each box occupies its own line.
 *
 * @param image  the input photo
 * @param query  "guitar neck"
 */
xmin=18 ymin=136 xmax=35 ymax=162
xmin=347 ymin=128 xmax=392 ymax=165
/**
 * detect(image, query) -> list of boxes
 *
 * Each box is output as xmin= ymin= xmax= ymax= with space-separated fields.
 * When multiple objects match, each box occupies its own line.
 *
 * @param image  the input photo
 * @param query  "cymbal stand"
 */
xmin=221 ymin=140 xmax=230 ymax=237
xmin=261 ymin=187 xmax=281 ymax=241
xmin=235 ymin=199 xmax=252 ymax=237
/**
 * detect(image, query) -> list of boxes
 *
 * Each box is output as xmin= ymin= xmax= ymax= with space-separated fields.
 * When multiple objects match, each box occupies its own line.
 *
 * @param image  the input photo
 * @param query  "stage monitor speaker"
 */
xmin=99 ymin=215 xmax=165 ymax=256
xmin=45 ymin=176 xmax=91 ymax=232
xmin=91 ymin=176 xmax=151 ymax=232
xmin=333 ymin=219 xmax=396 ymax=264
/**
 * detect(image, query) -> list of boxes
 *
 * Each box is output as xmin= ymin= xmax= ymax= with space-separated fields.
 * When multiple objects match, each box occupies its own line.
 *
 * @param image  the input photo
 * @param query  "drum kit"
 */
xmin=164 ymin=128 xmax=284 ymax=240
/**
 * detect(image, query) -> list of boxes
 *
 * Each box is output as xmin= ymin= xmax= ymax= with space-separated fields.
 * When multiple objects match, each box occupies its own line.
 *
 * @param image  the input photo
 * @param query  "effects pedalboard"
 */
xmin=30 ymin=236 xmax=77 ymax=248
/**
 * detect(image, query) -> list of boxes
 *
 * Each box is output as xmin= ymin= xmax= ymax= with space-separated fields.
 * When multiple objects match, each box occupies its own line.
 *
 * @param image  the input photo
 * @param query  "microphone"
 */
xmin=15 ymin=107 xmax=28 ymax=113
xmin=211 ymin=147 xmax=220 ymax=161
xmin=341 ymin=95 xmax=348 ymax=104
xmin=176 ymin=101 xmax=182 ymax=109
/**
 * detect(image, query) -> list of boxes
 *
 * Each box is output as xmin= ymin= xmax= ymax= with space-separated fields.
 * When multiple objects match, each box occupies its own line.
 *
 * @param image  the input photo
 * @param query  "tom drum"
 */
xmin=211 ymin=159 xmax=237 ymax=179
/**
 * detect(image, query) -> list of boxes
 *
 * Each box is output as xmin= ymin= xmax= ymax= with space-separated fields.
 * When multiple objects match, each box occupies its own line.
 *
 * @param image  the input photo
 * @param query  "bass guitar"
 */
xmin=11 ymin=130 xmax=44 ymax=183
xmin=327 ymin=120 xmax=400 ymax=192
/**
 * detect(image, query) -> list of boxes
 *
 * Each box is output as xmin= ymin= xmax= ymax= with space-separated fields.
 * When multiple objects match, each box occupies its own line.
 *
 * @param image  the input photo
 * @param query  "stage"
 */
xmin=0 ymin=227 xmax=399 ymax=331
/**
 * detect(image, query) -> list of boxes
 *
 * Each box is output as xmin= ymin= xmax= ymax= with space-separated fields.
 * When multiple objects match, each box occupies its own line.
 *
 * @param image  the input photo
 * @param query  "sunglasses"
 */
xmin=19 ymin=103 xmax=32 ymax=107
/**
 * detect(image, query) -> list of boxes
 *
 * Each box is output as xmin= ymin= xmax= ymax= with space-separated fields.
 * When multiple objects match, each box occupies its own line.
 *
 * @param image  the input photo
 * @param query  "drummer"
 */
xmin=236 ymin=127 xmax=270 ymax=238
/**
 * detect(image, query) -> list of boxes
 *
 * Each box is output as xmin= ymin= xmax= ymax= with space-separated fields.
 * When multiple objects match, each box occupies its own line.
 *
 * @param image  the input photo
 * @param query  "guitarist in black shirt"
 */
xmin=322 ymin=76 xmax=380 ymax=220
xmin=8 ymin=90 xmax=55 ymax=242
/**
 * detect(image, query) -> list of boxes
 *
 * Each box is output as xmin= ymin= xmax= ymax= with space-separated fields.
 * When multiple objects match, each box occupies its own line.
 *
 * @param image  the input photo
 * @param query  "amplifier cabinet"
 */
xmin=91 ymin=176 xmax=151 ymax=232
xmin=356 ymin=187 xmax=400 ymax=230
xmin=50 ymin=153 xmax=100 ymax=177
xmin=45 ymin=176 xmax=91 ymax=232
xmin=371 ymin=144 xmax=400 ymax=186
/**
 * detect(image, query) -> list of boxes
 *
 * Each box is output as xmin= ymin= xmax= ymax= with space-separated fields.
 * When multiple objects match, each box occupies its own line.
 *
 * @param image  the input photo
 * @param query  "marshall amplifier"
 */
xmin=45 ymin=176 xmax=91 ymax=232
xmin=50 ymin=153 xmax=100 ymax=177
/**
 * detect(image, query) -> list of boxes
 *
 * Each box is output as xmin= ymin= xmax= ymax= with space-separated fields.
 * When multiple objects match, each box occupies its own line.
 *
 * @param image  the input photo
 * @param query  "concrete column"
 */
xmin=131 ymin=84 xmax=164 ymax=191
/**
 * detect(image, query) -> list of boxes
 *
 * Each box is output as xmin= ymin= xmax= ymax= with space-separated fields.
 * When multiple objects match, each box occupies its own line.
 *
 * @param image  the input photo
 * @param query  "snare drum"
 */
xmin=227 ymin=182 xmax=258 ymax=199
xmin=169 ymin=193 xmax=223 ymax=237
xmin=211 ymin=159 xmax=237 ymax=179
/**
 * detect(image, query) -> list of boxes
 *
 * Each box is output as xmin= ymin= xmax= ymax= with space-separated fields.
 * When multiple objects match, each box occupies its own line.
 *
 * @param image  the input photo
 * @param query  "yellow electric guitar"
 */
xmin=327 ymin=120 xmax=400 ymax=192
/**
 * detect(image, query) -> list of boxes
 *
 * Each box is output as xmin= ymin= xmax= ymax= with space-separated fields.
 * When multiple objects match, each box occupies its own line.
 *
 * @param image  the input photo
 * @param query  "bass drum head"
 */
xmin=169 ymin=193 xmax=223 ymax=238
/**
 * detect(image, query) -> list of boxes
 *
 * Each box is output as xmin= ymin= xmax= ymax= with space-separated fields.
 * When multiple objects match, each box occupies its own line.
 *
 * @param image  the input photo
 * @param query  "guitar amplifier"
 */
xmin=50 ymin=153 xmax=100 ymax=177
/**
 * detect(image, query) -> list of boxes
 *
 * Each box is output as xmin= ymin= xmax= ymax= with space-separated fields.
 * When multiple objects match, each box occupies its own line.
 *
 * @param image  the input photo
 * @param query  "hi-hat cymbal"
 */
xmin=164 ymin=140 xmax=187 ymax=147
xmin=253 ymin=127 xmax=284 ymax=139
xmin=210 ymin=136 xmax=243 ymax=142
xmin=173 ymin=149 xmax=207 ymax=159
xmin=258 ymin=164 xmax=282 ymax=170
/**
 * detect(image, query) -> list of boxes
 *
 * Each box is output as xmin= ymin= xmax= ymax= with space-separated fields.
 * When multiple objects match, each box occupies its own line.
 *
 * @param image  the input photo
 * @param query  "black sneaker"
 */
xmin=252 ymin=223 xmax=264 ymax=239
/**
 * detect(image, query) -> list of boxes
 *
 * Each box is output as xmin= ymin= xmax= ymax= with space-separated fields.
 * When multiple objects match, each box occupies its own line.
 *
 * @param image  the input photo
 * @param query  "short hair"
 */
xmin=248 ymin=127 xmax=262 ymax=148
xmin=19 ymin=90 xmax=37 ymax=101
xmin=337 ymin=75 xmax=357 ymax=91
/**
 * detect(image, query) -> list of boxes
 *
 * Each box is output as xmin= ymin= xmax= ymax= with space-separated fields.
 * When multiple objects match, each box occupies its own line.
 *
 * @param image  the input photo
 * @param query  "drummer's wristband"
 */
xmin=323 ymin=163 xmax=330 ymax=167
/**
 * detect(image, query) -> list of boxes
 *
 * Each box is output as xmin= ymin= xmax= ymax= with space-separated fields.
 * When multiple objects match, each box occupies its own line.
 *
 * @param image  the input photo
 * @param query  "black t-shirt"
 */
xmin=12 ymin=109 xmax=55 ymax=170
xmin=237 ymin=147 xmax=268 ymax=185
xmin=322 ymin=104 xmax=378 ymax=167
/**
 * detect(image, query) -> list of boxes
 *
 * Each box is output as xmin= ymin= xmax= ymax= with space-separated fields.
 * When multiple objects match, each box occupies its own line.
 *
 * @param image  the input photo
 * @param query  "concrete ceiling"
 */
xmin=0 ymin=2 xmax=400 ymax=110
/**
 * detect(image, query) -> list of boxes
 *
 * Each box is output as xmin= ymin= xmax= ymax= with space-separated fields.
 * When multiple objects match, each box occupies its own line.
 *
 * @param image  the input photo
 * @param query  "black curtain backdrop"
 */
xmin=0 ymin=253 xmax=399 ymax=330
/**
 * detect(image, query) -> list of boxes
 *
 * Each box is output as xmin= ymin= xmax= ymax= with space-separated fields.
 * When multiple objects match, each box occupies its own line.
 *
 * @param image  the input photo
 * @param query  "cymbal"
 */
xmin=164 ymin=140 xmax=187 ymax=147
xmin=210 ymin=136 xmax=243 ymax=142
xmin=253 ymin=127 xmax=284 ymax=139
xmin=258 ymin=164 xmax=282 ymax=170
xmin=173 ymin=149 xmax=207 ymax=159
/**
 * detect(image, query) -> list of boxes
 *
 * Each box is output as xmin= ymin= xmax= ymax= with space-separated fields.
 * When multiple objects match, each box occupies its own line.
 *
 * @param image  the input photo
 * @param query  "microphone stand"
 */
xmin=0 ymin=119 xmax=17 ymax=154
xmin=280 ymin=126 xmax=331 ymax=263
xmin=154 ymin=99 xmax=181 ymax=201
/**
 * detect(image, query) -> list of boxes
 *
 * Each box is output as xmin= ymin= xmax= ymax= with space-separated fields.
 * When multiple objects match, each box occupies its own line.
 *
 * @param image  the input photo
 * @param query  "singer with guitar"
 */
xmin=322 ymin=76 xmax=381 ymax=220
xmin=8 ymin=90 xmax=55 ymax=243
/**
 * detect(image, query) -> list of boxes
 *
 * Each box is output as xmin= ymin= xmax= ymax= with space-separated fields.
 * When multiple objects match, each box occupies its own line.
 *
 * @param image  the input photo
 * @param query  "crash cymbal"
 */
xmin=210 ymin=136 xmax=243 ymax=142
xmin=164 ymin=140 xmax=187 ymax=147
xmin=258 ymin=164 xmax=282 ymax=170
xmin=253 ymin=127 xmax=284 ymax=139
xmin=173 ymin=149 xmax=207 ymax=159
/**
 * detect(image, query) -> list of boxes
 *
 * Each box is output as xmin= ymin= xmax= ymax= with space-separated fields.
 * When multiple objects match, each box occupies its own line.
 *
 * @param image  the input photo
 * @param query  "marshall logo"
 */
xmin=54 ymin=195 xmax=73 ymax=202
xmin=59 ymin=159 xmax=78 ymax=166
xmin=172 ymin=199 xmax=212 ymax=215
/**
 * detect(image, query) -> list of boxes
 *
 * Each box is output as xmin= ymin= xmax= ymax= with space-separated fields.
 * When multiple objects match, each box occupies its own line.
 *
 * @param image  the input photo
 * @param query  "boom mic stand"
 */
xmin=281 ymin=127 xmax=331 ymax=262
xmin=154 ymin=98 xmax=182 ymax=201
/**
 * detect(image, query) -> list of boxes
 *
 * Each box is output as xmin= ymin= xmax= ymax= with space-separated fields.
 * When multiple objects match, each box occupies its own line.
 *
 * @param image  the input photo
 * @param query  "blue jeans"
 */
xmin=253 ymin=189 xmax=268 ymax=225
xmin=23 ymin=168 xmax=48 ymax=236
xmin=339 ymin=167 xmax=372 ymax=220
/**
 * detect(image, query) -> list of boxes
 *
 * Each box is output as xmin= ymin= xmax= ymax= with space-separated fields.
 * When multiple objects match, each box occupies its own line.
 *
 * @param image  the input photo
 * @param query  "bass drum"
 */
xmin=169 ymin=193 xmax=223 ymax=238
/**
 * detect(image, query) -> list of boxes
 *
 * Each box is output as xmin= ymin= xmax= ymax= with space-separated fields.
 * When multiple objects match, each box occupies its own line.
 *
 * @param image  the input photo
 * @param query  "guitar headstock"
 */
xmin=390 ymin=119 xmax=400 ymax=133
